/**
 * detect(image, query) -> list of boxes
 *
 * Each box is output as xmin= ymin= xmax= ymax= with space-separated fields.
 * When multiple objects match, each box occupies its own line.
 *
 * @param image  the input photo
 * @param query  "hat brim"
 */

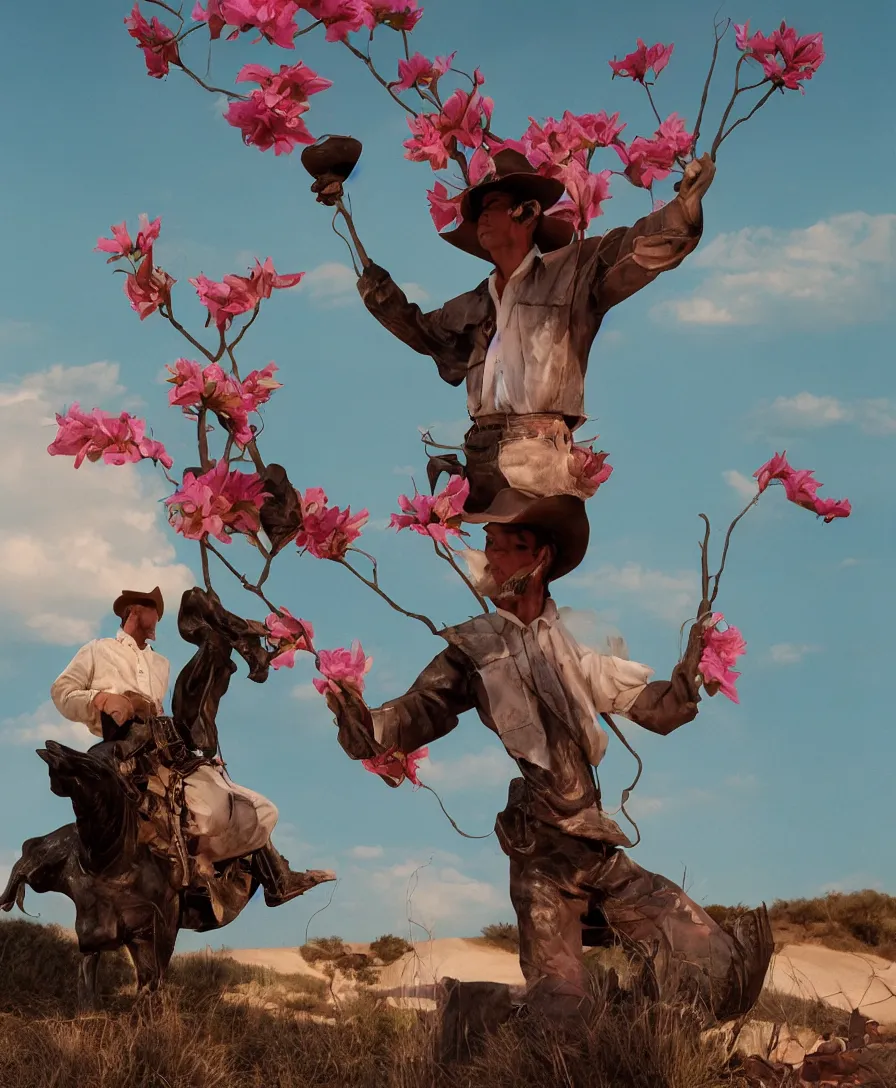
xmin=461 ymin=171 xmax=566 ymax=223
xmin=441 ymin=213 xmax=575 ymax=263
xmin=462 ymin=493 xmax=589 ymax=582
xmin=113 ymin=586 xmax=164 ymax=620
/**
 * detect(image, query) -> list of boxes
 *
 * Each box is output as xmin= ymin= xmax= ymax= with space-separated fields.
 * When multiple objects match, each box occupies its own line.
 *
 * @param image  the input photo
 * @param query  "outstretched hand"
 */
xmin=677 ymin=153 xmax=716 ymax=223
xmin=325 ymin=685 xmax=380 ymax=760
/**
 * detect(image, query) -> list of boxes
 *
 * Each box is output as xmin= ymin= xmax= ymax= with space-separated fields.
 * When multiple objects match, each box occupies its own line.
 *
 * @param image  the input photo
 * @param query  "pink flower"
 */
xmin=125 ymin=3 xmax=181 ymax=78
xmin=96 ymin=214 xmax=161 ymax=261
xmin=245 ymin=257 xmax=305 ymax=297
xmin=699 ymin=613 xmax=746 ymax=704
xmin=523 ymin=111 xmax=625 ymax=177
xmin=467 ymin=146 xmax=495 ymax=184
xmin=654 ymin=113 xmax=695 ymax=157
xmin=48 ymin=404 xmax=173 ymax=470
xmin=165 ymin=460 xmax=269 ymax=543
xmin=362 ymin=745 xmax=428 ymax=787
xmin=559 ymin=162 xmax=612 ymax=232
xmin=313 ymin=641 xmax=372 ymax=696
xmin=570 ymin=443 xmax=613 ymax=496
xmin=578 ymin=111 xmax=626 ymax=149
xmin=427 ymin=182 xmax=462 ymax=231
xmin=366 ymin=0 xmax=423 ymax=31
xmin=753 ymin=452 xmax=852 ymax=523
xmin=390 ymin=476 xmax=469 ymax=545
xmin=236 ymin=61 xmax=332 ymax=102
xmin=404 ymin=87 xmax=492 ymax=170
xmin=190 ymin=259 xmax=301 ymax=329
xmin=123 ymin=249 xmax=175 ymax=319
xmin=296 ymin=487 xmax=369 ymax=559
xmin=613 ymin=134 xmax=678 ymax=188
xmin=304 ymin=0 xmax=371 ymax=41
xmin=193 ymin=0 xmax=300 ymax=48
xmin=225 ymin=94 xmax=313 ymax=155
xmin=736 ymin=21 xmax=824 ymax=92
xmin=403 ymin=114 xmax=450 ymax=170
xmin=393 ymin=51 xmax=454 ymax=91
xmin=265 ymin=608 xmax=315 ymax=669
xmin=240 ymin=362 xmax=282 ymax=409
xmin=609 ymin=38 xmax=674 ymax=83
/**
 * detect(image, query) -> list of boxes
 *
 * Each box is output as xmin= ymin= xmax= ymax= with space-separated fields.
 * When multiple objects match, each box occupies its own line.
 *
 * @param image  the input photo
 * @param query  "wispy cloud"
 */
xmin=419 ymin=747 xmax=516 ymax=792
xmin=569 ymin=563 xmax=699 ymax=624
xmin=348 ymin=845 xmax=384 ymax=860
xmin=760 ymin=392 xmax=896 ymax=436
xmin=767 ymin=643 xmax=821 ymax=666
xmin=2 ymin=700 xmax=94 ymax=750
xmin=655 ymin=211 xmax=896 ymax=327
xmin=723 ymin=470 xmax=759 ymax=500
xmin=299 ymin=262 xmax=358 ymax=307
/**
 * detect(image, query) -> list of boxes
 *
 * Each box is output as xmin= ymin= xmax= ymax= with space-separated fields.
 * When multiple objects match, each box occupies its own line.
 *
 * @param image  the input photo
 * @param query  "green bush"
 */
xmin=480 ymin=922 xmax=519 ymax=953
xmin=369 ymin=934 xmax=412 ymax=965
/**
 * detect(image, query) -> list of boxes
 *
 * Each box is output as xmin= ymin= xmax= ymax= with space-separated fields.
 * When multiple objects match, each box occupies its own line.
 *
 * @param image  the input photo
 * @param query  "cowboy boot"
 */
xmin=251 ymin=841 xmax=336 ymax=907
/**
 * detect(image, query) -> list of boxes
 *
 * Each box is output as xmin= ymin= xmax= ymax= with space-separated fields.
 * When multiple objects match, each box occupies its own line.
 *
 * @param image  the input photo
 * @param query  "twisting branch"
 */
xmin=432 ymin=541 xmax=489 ymax=612
xmin=698 ymin=513 xmax=712 ymax=617
xmin=160 ymin=302 xmax=216 ymax=362
xmin=204 ymin=539 xmax=280 ymax=613
xmin=226 ymin=306 xmax=262 ymax=367
xmin=199 ymin=539 xmax=213 ymax=592
xmin=338 ymin=555 xmax=439 ymax=634
xmin=197 ymin=407 xmax=211 ymax=471
xmin=715 ymin=85 xmax=778 ymax=153
xmin=692 ymin=17 xmax=731 ymax=149
xmin=341 ymin=40 xmax=418 ymax=115
xmin=708 ymin=492 xmax=761 ymax=605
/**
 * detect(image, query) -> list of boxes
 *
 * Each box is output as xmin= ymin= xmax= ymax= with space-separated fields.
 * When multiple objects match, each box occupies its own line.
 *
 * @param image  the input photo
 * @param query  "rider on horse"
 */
xmin=50 ymin=585 xmax=334 ymax=910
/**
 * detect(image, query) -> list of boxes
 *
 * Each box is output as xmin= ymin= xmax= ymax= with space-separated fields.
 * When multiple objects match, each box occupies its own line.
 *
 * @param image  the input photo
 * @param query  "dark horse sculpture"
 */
xmin=0 ymin=587 xmax=299 ymax=1007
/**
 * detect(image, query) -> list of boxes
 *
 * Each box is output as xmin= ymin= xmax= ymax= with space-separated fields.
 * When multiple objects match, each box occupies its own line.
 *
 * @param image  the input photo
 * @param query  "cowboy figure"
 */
xmin=326 ymin=502 xmax=771 ymax=1020
xmin=354 ymin=148 xmax=715 ymax=523
xmin=50 ymin=586 xmax=334 ymax=906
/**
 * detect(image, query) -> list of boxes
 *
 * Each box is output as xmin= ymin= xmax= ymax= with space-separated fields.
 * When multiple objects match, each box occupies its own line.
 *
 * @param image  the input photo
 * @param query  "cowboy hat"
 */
xmin=112 ymin=586 xmax=164 ymax=620
xmin=441 ymin=149 xmax=575 ymax=262
xmin=464 ymin=493 xmax=589 ymax=582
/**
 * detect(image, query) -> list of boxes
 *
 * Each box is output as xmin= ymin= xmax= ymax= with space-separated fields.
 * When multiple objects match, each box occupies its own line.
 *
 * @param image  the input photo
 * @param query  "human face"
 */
xmin=483 ymin=524 xmax=543 ymax=586
xmin=476 ymin=191 xmax=526 ymax=255
xmin=124 ymin=603 xmax=159 ymax=644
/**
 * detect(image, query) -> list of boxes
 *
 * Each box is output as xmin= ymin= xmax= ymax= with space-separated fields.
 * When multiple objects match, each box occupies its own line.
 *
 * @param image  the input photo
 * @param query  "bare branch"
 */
xmin=693 ymin=17 xmax=731 ymax=147
xmin=338 ymin=556 xmax=439 ymax=634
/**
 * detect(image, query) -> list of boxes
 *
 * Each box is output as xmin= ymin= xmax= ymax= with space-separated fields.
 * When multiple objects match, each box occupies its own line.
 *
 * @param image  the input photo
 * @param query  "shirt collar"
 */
xmin=116 ymin=629 xmax=152 ymax=654
xmin=487 ymin=246 xmax=540 ymax=304
xmin=496 ymin=597 xmax=558 ymax=632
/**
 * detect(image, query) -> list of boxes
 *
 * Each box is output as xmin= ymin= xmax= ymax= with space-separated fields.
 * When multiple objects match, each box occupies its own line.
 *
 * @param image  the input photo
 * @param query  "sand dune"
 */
xmin=224 ymin=939 xmax=896 ymax=1024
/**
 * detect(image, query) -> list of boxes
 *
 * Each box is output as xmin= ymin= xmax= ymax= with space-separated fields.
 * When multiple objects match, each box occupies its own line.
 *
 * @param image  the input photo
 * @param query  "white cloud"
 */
xmin=348 ymin=845 xmax=384 ymax=860
xmin=399 ymin=282 xmax=429 ymax=305
xmin=2 ymin=700 xmax=94 ymax=751
xmin=291 ymin=682 xmax=321 ymax=702
xmin=0 ymin=363 xmax=193 ymax=645
xmin=299 ymin=262 xmax=359 ymax=307
xmin=767 ymin=643 xmax=821 ymax=666
xmin=369 ymin=860 xmax=504 ymax=930
xmin=723 ymin=470 xmax=759 ymax=500
xmin=569 ymin=563 xmax=700 ymax=624
xmin=656 ymin=211 xmax=896 ymax=326
xmin=419 ymin=747 xmax=516 ymax=792
xmin=762 ymin=392 xmax=896 ymax=436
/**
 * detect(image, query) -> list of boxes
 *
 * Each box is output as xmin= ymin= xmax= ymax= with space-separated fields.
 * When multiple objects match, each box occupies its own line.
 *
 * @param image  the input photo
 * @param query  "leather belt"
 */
xmin=469 ymin=412 xmax=566 ymax=432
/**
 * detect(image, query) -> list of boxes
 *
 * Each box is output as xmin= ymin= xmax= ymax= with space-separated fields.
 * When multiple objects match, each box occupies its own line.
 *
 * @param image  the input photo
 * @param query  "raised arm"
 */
xmin=624 ymin=621 xmax=704 ymax=736
xmin=592 ymin=153 xmax=715 ymax=313
xmin=357 ymin=264 xmax=490 ymax=385
xmin=329 ymin=645 xmax=476 ymax=759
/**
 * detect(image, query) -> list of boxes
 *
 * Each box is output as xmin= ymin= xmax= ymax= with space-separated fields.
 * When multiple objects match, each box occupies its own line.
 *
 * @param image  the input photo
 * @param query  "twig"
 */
xmin=643 ymin=82 xmax=664 ymax=128
xmin=709 ymin=54 xmax=749 ymax=160
xmin=179 ymin=63 xmax=247 ymax=101
xmin=338 ymin=556 xmax=439 ymax=634
xmin=204 ymin=539 xmax=279 ymax=612
xmin=341 ymin=40 xmax=418 ymax=115
xmin=196 ymin=407 xmax=211 ymax=471
xmin=199 ymin=540 xmax=213 ymax=592
xmin=161 ymin=303 xmax=216 ymax=362
xmin=226 ymin=306 xmax=261 ymax=367
xmin=708 ymin=493 xmax=761 ymax=606
xmin=693 ymin=17 xmax=731 ymax=148
xmin=698 ymin=513 xmax=712 ymax=616
xmin=715 ymin=85 xmax=778 ymax=154
xmin=432 ymin=541 xmax=489 ymax=611
xmin=334 ymin=198 xmax=371 ymax=268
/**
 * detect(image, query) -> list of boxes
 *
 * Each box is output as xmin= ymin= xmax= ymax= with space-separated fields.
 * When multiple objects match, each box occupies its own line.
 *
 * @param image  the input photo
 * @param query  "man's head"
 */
xmin=482 ymin=522 xmax=555 ymax=604
xmin=475 ymin=190 xmax=540 ymax=259
xmin=120 ymin=601 xmax=159 ymax=644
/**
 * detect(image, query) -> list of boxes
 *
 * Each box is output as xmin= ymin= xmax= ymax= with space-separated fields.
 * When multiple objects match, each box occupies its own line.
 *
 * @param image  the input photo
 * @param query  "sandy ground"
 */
xmin=224 ymin=939 xmax=896 ymax=1024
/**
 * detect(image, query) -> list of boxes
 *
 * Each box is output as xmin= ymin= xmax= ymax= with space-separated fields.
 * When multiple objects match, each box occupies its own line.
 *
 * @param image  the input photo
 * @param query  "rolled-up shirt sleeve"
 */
xmin=579 ymin=651 xmax=654 ymax=715
xmin=50 ymin=642 xmax=102 ymax=735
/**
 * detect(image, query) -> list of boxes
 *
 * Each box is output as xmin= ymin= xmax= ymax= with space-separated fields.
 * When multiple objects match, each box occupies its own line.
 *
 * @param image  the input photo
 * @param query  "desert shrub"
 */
xmin=769 ymin=890 xmax=896 ymax=959
xmin=300 ymin=935 xmax=349 ymax=964
xmin=369 ymin=934 xmax=412 ymax=965
xmin=480 ymin=922 xmax=519 ymax=953
xmin=704 ymin=903 xmax=750 ymax=928
xmin=169 ymin=951 xmax=325 ymax=999
xmin=751 ymin=989 xmax=846 ymax=1036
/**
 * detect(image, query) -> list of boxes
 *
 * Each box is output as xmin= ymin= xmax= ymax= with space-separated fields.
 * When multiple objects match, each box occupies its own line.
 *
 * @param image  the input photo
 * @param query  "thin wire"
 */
xmin=418 ymin=783 xmax=493 ymax=839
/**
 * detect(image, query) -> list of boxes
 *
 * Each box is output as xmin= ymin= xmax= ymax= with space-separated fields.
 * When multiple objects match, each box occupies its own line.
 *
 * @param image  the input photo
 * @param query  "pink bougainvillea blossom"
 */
xmin=313 ymin=641 xmax=372 ymax=696
xmin=362 ymin=745 xmax=429 ymax=787
xmin=265 ymin=608 xmax=315 ymax=669
xmin=753 ymin=452 xmax=852 ymax=523
xmin=390 ymin=476 xmax=469 ymax=545
xmin=654 ymin=112 xmax=695 ymax=157
xmin=570 ymin=443 xmax=613 ymax=495
xmin=48 ymin=404 xmax=173 ymax=470
xmin=190 ymin=259 xmax=302 ymax=329
xmin=609 ymin=39 xmax=674 ymax=83
xmin=735 ymin=21 xmax=825 ymax=92
xmin=559 ymin=163 xmax=612 ymax=231
xmin=124 ymin=249 xmax=175 ymax=319
xmin=366 ymin=0 xmax=423 ymax=32
xmin=125 ymin=3 xmax=181 ymax=78
xmin=192 ymin=0 xmax=300 ymax=48
xmin=404 ymin=115 xmax=450 ymax=170
xmin=524 ymin=110 xmax=626 ymax=176
xmin=236 ymin=61 xmax=332 ymax=103
xmin=296 ymin=487 xmax=369 ymax=559
xmin=245 ymin=256 xmax=304 ymax=298
xmin=404 ymin=87 xmax=493 ymax=170
xmin=166 ymin=359 xmax=281 ymax=447
xmin=612 ymin=113 xmax=693 ymax=189
xmin=96 ymin=214 xmax=161 ymax=261
xmin=393 ymin=51 xmax=454 ymax=91
xmin=427 ymin=181 xmax=462 ymax=231
xmin=225 ymin=93 xmax=314 ymax=154
xmin=165 ymin=460 xmax=268 ymax=543
xmin=240 ymin=362 xmax=282 ymax=409
xmin=304 ymin=0 xmax=371 ymax=41
xmin=699 ymin=613 xmax=746 ymax=704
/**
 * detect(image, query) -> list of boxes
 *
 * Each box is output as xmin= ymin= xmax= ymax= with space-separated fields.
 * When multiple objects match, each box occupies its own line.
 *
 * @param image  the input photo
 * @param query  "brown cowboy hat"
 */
xmin=463 ymin=493 xmax=589 ymax=582
xmin=441 ymin=149 xmax=575 ymax=262
xmin=112 ymin=586 xmax=164 ymax=620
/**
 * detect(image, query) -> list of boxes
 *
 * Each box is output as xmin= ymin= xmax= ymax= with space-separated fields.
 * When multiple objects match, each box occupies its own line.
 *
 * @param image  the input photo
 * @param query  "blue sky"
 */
xmin=0 ymin=0 xmax=893 ymax=952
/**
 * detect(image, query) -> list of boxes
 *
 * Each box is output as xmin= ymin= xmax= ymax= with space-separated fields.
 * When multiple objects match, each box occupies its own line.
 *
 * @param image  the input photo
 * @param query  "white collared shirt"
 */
xmin=495 ymin=599 xmax=653 ymax=765
xmin=478 ymin=247 xmax=540 ymax=416
xmin=51 ymin=630 xmax=171 ymax=737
